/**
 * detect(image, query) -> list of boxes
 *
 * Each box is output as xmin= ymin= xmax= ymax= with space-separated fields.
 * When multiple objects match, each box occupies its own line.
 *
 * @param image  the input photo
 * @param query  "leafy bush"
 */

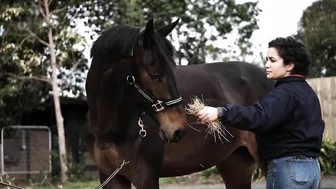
xmin=318 ymin=138 xmax=336 ymax=175
xmin=252 ymin=166 xmax=265 ymax=181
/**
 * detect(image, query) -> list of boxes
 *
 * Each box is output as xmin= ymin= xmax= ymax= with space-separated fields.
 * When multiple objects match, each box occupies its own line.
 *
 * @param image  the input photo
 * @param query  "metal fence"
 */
xmin=0 ymin=126 xmax=51 ymax=176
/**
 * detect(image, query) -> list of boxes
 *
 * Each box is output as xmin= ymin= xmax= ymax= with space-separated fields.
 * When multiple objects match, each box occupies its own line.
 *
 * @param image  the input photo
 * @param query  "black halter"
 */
xmin=126 ymin=75 xmax=182 ymax=112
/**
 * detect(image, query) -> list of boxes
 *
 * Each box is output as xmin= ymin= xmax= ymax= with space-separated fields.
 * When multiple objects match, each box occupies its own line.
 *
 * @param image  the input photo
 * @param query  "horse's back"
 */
xmin=175 ymin=61 xmax=274 ymax=105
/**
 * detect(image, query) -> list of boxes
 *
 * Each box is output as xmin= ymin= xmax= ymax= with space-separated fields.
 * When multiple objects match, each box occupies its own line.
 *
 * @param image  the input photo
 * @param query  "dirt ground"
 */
xmin=159 ymin=173 xmax=336 ymax=189
xmin=4 ymin=172 xmax=335 ymax=189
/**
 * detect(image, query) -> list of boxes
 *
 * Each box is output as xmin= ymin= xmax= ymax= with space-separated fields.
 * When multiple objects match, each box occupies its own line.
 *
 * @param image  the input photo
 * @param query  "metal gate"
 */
xmin=0 ymin=125 xmax=51 ymax=176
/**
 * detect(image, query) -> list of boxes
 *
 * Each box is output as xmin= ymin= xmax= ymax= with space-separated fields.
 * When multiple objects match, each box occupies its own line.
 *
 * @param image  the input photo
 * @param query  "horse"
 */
xmin=84 ymin=18 xmax=189 ymax=189
xmin=83 ymin=18 xmax=275 ymax=189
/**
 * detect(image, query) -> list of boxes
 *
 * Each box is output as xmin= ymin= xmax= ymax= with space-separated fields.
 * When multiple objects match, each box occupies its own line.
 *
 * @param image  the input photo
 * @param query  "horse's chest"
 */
xmin=93 ymin=145 xmax=124 ymax=173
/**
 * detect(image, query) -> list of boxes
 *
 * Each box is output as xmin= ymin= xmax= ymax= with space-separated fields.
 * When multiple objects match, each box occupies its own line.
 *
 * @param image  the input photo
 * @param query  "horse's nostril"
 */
xmin=173 ymin=129 xmax=185 ymax=141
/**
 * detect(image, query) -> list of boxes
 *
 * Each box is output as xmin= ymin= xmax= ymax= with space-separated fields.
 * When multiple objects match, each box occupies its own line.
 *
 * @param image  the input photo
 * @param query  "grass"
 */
xmin=159 ymin=177 xmax=176 ymax=185
xmin=26 ymin=180 xmax=100 ymax=189
xmin=201 ymin=166 xmax=219 ymax=178
xmin=27 ymin=178 xmax=176 ymax=188
xmin=10 ymin=177 xmax=176 ymax=189
xmin=58 ymin=180 xmax=100 ymax=188
xmin=4 ymin=167 xmax=219 ymax=189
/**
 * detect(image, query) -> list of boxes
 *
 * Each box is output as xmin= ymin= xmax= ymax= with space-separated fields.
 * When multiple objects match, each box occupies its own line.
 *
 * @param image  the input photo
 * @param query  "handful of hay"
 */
xmin=185 ymin=96 xmax=233 ymax=143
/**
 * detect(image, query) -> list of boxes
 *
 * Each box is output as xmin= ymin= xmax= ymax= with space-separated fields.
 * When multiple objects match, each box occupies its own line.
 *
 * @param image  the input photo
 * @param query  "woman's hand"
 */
xmin=196 ymin=106 xmax=218 ymax=122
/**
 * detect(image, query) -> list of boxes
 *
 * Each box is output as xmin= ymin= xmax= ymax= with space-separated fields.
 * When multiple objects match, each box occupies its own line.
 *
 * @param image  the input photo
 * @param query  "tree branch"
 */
xmin=69 ymin=61 xmax=81 ymax=73
xmin=37 ymin=1 xmax=47 ymax=22
xmin=43 ymin=0 xmax=50 ymax=20
xmin=51 ymin=0 xmax=72 ymax=15
xmin=22 ymin=28 xmax=50 ymax=47
xmin=3 ymin=35 xmax=34 ymax=65
xmin=0 ymin=72 xmax=52 ymax=84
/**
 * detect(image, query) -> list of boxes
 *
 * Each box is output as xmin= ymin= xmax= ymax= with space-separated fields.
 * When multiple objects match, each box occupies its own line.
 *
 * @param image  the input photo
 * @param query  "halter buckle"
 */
xmin=126 ymin=75 xmax=135 ymax=85
xmin=139 ymin=130 xmax=147 ymax=137
xmin=152 ymin=100 xmax=165 ymax=112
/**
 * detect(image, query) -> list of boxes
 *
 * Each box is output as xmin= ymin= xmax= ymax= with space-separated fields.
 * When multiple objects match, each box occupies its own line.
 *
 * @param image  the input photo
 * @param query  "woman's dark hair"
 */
xmin=268 ymin=36 xmax=311 ymax=76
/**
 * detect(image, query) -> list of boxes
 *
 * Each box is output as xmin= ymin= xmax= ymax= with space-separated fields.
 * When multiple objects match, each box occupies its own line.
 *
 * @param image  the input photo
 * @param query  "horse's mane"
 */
xmin=90 ymin=24 xmax=177 ymax=67
xmin=90 ymin=25 xmax=139 ymax=59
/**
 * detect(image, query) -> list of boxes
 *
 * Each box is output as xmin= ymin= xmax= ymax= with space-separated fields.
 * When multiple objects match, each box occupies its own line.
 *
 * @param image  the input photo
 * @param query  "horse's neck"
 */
xmin=112 ymin=104 xmax=142 ymax=138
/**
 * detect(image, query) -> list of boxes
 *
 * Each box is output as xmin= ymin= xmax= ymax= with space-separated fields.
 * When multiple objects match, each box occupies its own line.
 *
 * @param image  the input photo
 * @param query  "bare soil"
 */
xmin=160 ymin=173 xmax=336 ymax=189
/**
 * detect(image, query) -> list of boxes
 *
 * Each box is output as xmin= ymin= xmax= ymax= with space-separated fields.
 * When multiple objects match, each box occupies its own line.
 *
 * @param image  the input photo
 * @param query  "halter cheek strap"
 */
xmin=126 ymin=75 xmax=183 ymax=112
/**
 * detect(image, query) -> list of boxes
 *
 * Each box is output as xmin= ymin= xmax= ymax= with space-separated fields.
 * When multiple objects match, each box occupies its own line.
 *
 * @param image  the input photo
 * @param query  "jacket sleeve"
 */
xmin=220 ymin=87 xmax=294 ymax=133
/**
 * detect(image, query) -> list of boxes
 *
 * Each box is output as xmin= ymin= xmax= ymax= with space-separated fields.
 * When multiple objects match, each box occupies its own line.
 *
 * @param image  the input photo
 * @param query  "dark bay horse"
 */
xmin=85 ymin=18 xmax=189 ymax=189
xmin=84 ymin=19 xmax=275 ymax=189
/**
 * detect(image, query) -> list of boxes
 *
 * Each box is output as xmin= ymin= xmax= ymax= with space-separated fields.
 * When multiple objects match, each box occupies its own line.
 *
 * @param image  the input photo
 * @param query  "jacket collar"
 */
xmin=275 ymin=75 xmax=306 ymax=87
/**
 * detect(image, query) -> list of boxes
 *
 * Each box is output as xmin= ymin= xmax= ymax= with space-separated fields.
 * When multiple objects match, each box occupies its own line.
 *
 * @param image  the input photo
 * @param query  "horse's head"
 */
xmin=128 ymin=19 xmax=187 ymax=142
xmin=88 ymin=18 xmax=187 ymax=144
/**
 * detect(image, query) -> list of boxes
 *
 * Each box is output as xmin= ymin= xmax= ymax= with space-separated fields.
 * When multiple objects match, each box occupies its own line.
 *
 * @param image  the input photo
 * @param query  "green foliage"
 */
xmin=50 ymin=149 xmax=90 ymax=182
xmin=296 ymin=0 xmax=336 ymax=77
xmin=159 ymin=177 xmax=177 ymax=185
xmin=72 ymin=0 xmax=260 ymax=65
xmin=34 ymin=180 xmax=99 ymax=189
xmin=201 ymin=166 xmax=219 ymax=178
xmin=252 ymin=165 xmax=264 ymax=181
xmin=319 ymin=138 xmax=336 ymax=175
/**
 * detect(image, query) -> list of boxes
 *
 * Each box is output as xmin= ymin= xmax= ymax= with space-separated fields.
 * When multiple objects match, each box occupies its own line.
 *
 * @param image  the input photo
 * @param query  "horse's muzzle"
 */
xmin=154 ymin=104 xmax=188 ymax=142
xmin=159 ymin=127 xmax=186 ymax=142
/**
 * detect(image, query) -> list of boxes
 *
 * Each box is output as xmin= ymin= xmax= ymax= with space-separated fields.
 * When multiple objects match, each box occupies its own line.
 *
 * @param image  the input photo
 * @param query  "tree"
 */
xmin=72 ymin=0 xmax=260 ymax=65
xmin=0 ymin=0 xmax=87 ymax=183
xmin=296 ymin=0 xmax=336 ymax=77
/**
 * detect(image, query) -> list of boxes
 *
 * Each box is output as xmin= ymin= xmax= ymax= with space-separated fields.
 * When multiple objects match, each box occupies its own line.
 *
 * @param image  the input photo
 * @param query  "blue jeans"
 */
xmin=266 ymin=156 xmax=321 ymax=189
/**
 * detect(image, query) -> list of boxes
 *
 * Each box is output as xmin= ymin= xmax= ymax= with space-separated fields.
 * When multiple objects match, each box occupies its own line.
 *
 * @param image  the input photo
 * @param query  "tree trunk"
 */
xmin=48 ymin=25 xmax=69 ymax=184
xmin=42 ymin=0 xmax=69 ymax=183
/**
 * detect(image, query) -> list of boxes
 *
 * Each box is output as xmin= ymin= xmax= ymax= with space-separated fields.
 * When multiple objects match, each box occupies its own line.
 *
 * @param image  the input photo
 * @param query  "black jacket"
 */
xmin=220 ymin=76 xmax=325 ymax=163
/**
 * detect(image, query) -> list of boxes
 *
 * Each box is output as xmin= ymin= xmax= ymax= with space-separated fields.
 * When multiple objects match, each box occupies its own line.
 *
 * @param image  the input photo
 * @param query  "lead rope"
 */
xmin=94 ymin=116 xmax=147 ymax=189
xmin=93 ymin=159 xmax=129 ymax=189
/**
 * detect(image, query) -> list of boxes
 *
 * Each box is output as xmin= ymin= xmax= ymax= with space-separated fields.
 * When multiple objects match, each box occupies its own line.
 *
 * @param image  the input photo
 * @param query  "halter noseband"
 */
xmin=126 ymin=75 xmax=183 ymax=112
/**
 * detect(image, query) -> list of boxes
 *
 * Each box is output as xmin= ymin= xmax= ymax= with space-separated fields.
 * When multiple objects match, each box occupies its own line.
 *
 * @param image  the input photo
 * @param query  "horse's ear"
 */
xmin=143 ymin=18 xmax=154 ymax=48
xmin=157 ymin=18 xmax=180 ymax=37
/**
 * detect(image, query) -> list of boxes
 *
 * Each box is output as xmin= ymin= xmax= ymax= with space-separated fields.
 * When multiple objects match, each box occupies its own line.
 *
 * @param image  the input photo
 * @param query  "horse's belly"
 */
xmin=159 ymin=125 xmax=240 ymax=177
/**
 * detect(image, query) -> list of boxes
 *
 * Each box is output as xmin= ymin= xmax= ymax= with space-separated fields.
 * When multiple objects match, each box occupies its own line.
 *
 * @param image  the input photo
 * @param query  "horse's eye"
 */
xmin=151 ymin=75 xmax=160 ymax=82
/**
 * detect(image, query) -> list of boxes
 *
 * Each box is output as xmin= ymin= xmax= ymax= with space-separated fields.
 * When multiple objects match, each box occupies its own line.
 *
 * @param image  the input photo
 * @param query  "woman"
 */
xmin=196 ymin=36 xmax=325 ymax=189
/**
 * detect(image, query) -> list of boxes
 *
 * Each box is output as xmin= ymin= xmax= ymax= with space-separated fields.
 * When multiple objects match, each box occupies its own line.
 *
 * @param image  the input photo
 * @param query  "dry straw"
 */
xmin=185 ymin=96 xmax=233 ymax=143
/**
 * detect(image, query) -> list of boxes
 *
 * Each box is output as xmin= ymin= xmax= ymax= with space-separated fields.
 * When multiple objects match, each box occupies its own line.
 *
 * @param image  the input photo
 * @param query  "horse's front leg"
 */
xmin=131 ymin=169 xmax=160 ymax=189
xmin=99 ymin=171 xmax=131 ymax=189
xmin=130 ymin=127 xmax=164 ymax=189
xmin=129 ymin=158 xmax=162 ymax=189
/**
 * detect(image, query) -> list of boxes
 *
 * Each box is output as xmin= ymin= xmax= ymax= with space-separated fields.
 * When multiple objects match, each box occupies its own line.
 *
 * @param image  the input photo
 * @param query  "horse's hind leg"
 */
xmin=216 ymin=147 xmax=256 ymax=189
xmin=99 ymin=172 xmax=131 ymax=189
